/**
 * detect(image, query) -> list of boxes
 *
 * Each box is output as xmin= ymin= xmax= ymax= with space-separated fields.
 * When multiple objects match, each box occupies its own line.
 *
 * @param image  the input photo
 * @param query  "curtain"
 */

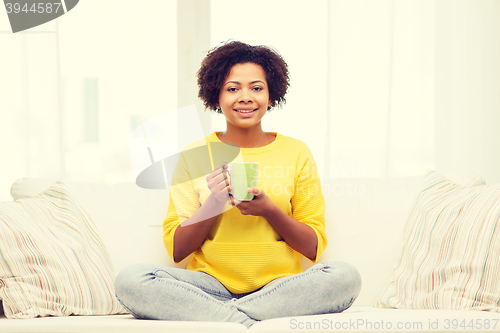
xmin=434 ymin=0 xmax=500 ymax=184
xmin=0 ymin=0 xmax=178 ymax=201
xmin=2 ymin=0 xmax=499 ymax=202
xmin=211 ymin=0 xmax=435 ymax=179
xmin=210 ymin=0 xmax=500 ymax=183
xmin=325 ymin=0 xmax=435 ymax=179
xmin=0 ymin=21 xmax=63 ymax=202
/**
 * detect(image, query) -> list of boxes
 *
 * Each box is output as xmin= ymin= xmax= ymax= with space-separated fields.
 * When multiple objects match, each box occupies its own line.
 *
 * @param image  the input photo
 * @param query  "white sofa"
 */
xmin=1 ymin=172 xmax=500 ymax=333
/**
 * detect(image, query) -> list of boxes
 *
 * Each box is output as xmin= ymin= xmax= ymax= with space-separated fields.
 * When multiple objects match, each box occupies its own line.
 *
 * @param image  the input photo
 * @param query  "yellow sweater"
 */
xmin=163 ymin=131 xmax=327 ymax=294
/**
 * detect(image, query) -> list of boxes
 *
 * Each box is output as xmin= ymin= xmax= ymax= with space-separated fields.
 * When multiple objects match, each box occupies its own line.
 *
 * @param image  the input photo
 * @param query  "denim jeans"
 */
xmin=114 ymin=261 xmax=361 ymax=328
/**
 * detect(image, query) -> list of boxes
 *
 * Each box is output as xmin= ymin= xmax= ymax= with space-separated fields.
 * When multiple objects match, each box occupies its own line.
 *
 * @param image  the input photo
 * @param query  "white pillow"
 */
xmin=317 ymin=173 xmax=486 ymax=307
xmin=10 ymin=177 xmax=184 ymax=274
xmin=376 ymin=169 xmax=500 ymax=310
xmin=0 ymin=179 xmax=126 ymax=318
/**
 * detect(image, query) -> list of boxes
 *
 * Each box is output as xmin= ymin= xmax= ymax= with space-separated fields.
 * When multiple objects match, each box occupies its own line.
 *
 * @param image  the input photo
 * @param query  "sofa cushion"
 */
xmin=316 ymin=173 xmax=485 ymax=307
xmin=376 ymin=169 xmax=500 ymax=310
xmin=0 ymin=180 xmax=126 ymax=318
xmin=9 ymin=173 xmax=486 ymax=309
xmin=2 ymin=306 xmax=500 ymax=332
xmin=0 ymin=313 xmax=248 ymax=333
xmin=10 ymin=177 xmax=187 ymax=276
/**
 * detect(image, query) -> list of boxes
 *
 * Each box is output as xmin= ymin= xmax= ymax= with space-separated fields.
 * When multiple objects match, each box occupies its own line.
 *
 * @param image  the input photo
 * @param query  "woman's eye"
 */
xmin=227 ymin=87 xmax=237 ymax=92
xmin=253 ymin=87 xmax=263 ymax=91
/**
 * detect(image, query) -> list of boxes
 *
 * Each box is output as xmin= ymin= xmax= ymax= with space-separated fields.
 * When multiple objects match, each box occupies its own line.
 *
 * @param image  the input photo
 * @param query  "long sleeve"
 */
xmin=290 ymin=145 xmax=327 ymax=262
xmin=162 ymin=153 xmax=200 ymax=264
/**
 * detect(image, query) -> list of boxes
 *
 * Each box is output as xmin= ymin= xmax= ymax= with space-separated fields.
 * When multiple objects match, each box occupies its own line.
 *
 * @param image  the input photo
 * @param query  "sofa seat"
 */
xmin=2 ymin=174 xmax=498 ymax=332
xmin=2 ymin=306 xmax=500 ymax=332
xmin=0 ymin=312 xmax=247 ymax=333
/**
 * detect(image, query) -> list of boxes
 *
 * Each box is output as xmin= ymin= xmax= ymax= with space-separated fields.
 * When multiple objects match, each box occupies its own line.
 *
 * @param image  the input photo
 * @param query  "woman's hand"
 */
xmin=206 ymin=163 xmax=231 ymax=204
xmin=230 ymin=187 xmax=276 ymax=218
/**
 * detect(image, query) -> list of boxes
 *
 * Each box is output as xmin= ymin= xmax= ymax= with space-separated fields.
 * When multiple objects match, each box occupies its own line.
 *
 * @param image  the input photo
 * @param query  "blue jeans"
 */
xmin=114 ymin=261 xmax=361 ymax=328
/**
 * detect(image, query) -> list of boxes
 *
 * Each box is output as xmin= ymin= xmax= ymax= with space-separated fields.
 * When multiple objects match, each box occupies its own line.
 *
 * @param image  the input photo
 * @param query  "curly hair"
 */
xmin=197 ymin=40 xmax=290 ymax=114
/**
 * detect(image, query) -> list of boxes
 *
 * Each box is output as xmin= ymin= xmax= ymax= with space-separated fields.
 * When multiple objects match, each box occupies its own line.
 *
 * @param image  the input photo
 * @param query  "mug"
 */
xmin=228 ymin=162 xmax=259 ymax=201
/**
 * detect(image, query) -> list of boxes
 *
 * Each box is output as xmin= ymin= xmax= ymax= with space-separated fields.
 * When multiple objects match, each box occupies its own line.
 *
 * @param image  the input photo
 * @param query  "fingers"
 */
xmin=216 ymin=179 xmax=230 ymax=194
xmin=249 ymin=187 xmax=262 ymax=196
xmin=207 ymin=163 xmax=228 ymax=184
xmin=213 ymin=172 xmax=230 ymax=193
xmin=220 ymin=162 xmax=229 ymax=174
xmin=229 ymin=194 xmax=240 ymax=206
xmin=206 ymin=163 xmax=231 ymax=203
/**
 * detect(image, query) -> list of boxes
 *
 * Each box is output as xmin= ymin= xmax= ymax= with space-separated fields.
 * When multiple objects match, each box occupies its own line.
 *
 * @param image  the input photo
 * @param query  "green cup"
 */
xmin=229 ymin=162 xmax=259 ymax=201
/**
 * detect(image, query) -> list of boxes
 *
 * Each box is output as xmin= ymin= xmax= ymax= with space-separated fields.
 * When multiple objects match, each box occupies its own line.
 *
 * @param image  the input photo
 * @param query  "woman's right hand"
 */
xmin=206 ymin=163 xmax=231 ymax=203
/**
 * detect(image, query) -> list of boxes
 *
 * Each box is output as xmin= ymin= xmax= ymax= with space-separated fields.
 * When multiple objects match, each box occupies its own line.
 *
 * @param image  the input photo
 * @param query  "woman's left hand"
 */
xmin=230 ymin=187 xmax=275 ymax=218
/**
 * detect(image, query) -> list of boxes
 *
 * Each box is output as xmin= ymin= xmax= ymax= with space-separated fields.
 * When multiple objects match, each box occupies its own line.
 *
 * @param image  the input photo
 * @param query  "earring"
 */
xmin=217 ymin=108 xmax=222 ymax=113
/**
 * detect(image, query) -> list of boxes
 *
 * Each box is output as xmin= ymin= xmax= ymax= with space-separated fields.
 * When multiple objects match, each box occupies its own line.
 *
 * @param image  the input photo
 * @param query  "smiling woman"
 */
xmin=114 ymin=40 xmax=362 ymax=328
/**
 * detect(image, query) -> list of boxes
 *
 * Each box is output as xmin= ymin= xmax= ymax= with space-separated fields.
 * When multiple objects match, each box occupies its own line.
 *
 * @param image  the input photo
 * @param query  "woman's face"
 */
xmin=217 ymin=62 xmax=272 ymax=131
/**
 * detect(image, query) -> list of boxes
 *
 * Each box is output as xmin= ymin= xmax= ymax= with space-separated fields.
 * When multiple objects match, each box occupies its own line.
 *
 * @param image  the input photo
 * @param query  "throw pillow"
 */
xmin=0 ymin=179 xmax=126 ymax=318
xmin=376 ymin=169 xmax=500 ymax=310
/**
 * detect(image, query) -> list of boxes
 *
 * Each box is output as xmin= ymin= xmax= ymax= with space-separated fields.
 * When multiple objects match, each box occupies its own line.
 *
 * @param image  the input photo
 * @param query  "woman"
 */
xmin=115 ymin=41 xmax=361 ymax=328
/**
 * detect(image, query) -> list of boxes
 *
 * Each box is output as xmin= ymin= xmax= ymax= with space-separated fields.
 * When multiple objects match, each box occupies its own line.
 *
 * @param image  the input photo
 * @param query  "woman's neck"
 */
xmin=217 ymin=126 xmax=275 ymax=148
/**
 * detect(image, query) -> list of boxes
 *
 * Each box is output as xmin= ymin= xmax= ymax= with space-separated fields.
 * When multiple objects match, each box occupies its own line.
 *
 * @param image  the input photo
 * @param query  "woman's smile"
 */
xmin=234 ymin=107 xmax=258 ymax=116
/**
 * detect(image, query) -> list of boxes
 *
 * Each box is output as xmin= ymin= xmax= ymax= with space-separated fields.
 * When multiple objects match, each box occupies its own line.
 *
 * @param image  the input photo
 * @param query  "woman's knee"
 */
xmin=115 ymin=263 xmax=160 ymax=297
xmin=317 ymin=261 xmax=362 ymax=298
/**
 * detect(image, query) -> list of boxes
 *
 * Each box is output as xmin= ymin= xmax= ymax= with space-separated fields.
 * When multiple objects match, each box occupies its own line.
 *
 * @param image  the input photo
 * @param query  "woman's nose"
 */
xmin=238 ymin=89 xmax=253 ymax=103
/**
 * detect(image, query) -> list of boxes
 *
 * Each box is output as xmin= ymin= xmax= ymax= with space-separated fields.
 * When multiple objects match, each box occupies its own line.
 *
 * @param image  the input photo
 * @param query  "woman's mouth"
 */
xmin=234 ymin=108 xmax=258 ymax=114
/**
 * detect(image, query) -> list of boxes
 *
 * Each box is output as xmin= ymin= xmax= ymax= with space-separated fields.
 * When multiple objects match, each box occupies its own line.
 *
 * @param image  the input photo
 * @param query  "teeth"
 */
xmin=236 ymin=109 xmax=255 ymax=113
